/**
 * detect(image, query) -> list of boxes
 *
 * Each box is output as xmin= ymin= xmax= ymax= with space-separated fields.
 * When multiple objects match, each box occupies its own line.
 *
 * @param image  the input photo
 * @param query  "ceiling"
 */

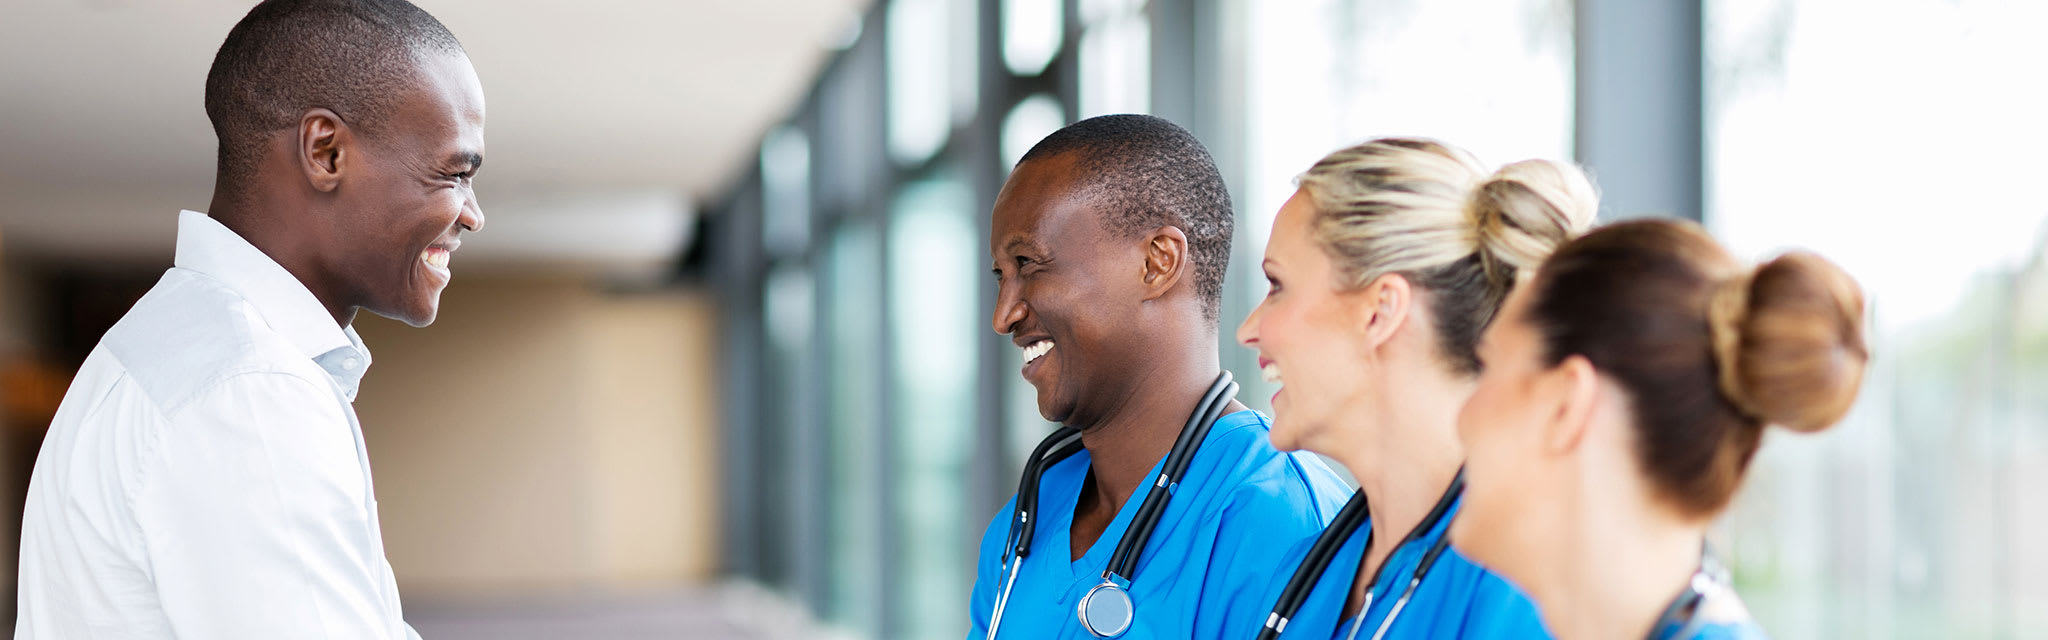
xmin=0 ymin=0 xmax=871 ymax=270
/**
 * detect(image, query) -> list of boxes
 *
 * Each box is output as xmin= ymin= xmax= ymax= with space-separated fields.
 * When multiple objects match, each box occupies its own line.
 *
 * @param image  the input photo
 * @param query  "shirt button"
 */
xmin=342 ymin=358 xmax=360 ymax=370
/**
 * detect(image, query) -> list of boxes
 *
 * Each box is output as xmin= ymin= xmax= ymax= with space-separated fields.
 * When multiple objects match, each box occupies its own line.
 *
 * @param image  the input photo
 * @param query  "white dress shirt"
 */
xmin=17 ymin=211 xmax=420 ymax=639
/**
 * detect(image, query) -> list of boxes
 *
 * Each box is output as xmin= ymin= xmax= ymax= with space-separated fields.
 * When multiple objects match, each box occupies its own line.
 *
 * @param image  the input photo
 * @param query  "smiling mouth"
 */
xmin=1021 ymin=339 xmax=1054 ymax=365
xmin=1260 ymin=361 xmax=1283 ymax=384
xmin=422 ymin=247 xmax=451 ymax=270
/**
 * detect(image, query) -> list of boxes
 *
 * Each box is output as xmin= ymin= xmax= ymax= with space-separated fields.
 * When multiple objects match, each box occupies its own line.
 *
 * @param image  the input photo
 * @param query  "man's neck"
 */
xmin=208 ymin=193 xmax=354 ymax=328
xmin=1065 ymin=331 xmax=1240 ymax=556
xmin=1080 ymin=362 xmax=1228 ymax=511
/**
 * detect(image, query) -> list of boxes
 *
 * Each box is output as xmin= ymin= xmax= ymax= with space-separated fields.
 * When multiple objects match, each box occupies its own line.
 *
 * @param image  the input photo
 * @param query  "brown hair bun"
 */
xmin=1706 ymin=252 xmax=1869 ymax=432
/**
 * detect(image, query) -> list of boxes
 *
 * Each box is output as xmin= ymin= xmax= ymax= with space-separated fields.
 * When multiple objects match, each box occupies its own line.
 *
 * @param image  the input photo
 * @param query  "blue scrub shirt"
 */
xmin=1661 ymin=621 xmax=1769 ymax=640
xmin=1254 ymin=494 xmax=1551 ymax=639
xmin=967 ymin=410 xmax=1351 ymax=640
xmin=1650 ymin=581 xmax=1770 ymax=640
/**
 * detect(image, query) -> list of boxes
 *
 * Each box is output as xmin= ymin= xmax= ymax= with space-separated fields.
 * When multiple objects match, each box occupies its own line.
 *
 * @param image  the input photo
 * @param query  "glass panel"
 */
xmin=825 ymin=222 xmax=885 ymax=637
xmin=1240 ymin=0 xmax=1574 ymax=245
xmin=1708 ymin=1 xmax=2048 ymax=636
xmin=887 ymin=0 xmax=978 ymax=166
xmin=1077 ymin=6 xmax=1150 ymax=119
xmin=1003 ymin=0 xmax=1064 ymax=76
xmin=1005 ymin=355 xmax=1057 ymax=486
xmin=762 ymin=125 xmax=812 ymax=257
xmin=1000 ymin=93 xmax=1068 ymax=170
xmin=887 ymin=173 xmax=981 ymax=640
xmin=949 ymin=0 xmax=981 ymax=127
xmin=887 ymin=0 xmax=950 ymax=165
xmin=761 ymin=261 xmax=816 ymax=591
xmin=1079 ymin=0 xmax=1146 ymax=26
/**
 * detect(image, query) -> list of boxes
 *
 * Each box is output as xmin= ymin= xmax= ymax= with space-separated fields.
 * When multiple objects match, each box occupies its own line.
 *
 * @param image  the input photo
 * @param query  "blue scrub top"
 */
xmin=1254 ymin=494 xmax=1551 ymax=639
xmin=967 ymin=409 xmax=1351 ymax=640
xmin=1662 ymin=622 xmax=1768 ymax=640
xmin=1649 ymin=579 xmax=1769 ymax=640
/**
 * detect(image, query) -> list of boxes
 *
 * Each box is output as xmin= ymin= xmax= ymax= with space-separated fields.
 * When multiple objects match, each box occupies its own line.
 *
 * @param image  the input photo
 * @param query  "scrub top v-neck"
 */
xmin=967 ymin=410 xmax=1352 ymax=639
xmin=1256 ymin=491 xmax=1551 ymax=639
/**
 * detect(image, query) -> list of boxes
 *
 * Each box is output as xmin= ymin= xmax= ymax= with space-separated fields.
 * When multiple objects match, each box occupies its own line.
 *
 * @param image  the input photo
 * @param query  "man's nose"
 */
xmin=458 ymin=191 xmax=484 ymax=233
xmin=992 ymin=286 xmax=1026 ymax=335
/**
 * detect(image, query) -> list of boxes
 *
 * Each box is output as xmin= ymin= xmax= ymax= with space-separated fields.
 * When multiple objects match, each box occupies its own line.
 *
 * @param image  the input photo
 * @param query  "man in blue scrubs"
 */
xmin=970 ymin=114 xmax=1351 ymax=639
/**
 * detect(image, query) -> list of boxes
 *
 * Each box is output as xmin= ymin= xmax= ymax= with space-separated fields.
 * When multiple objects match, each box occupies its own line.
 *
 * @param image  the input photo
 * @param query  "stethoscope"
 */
xmin=1646 ymin=543 xmax=1732 ymax=640
xmin=1256 ymin=469 xmax=1466 ymax=640
xmin=985 ymin=371 xmax=1240 ymax=640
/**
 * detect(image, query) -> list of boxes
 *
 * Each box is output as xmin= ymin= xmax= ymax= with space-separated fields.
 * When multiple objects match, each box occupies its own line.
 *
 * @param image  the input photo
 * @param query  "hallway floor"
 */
xmin=407 ymin=583 xmax=849 ymax=640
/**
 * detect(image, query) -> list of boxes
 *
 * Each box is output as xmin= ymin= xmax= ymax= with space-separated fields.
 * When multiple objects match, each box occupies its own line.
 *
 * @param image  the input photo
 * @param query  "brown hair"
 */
xmin=1526 ymin=220 xmax=1868 ymax=516
xmin=1298 ymin=138 xmax=1596 ymax=375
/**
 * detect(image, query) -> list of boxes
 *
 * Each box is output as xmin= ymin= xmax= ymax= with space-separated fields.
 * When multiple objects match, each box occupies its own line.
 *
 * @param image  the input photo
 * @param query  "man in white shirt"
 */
xmin=16 ymin=1 xmax=485 ymax=637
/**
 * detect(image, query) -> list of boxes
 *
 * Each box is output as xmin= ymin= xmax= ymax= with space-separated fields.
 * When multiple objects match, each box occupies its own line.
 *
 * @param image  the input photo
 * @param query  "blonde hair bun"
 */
xmin=1465 ymin=159 xmax=1599 ymax=276
xmin=1706 ymin=252 xmax=1869 ymax=432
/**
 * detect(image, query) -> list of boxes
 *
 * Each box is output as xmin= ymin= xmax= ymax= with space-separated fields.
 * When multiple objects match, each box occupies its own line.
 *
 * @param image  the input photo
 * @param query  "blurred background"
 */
xmin=0 ymin=0 xmax=2043 ymax=638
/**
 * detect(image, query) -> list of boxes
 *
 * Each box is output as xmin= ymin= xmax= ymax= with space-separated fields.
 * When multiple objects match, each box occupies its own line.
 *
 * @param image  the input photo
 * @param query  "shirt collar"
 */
xmin=174 ymin=210 xmax=372 ymax=400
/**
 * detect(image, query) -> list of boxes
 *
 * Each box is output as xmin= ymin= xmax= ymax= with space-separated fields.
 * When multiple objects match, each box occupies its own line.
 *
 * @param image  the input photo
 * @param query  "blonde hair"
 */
xmin=1295 ymin=137 xmax=1598 ymax=374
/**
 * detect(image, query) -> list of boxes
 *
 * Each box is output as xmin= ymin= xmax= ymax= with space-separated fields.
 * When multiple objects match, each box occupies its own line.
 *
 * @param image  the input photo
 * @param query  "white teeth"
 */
xmin=1260 ymin=362 xmax=1282 ymax=384
xmin=423 ymin=249 xmax=449 ymax=269
xmin=1021 ymin=340 xmax=1054 ymax=364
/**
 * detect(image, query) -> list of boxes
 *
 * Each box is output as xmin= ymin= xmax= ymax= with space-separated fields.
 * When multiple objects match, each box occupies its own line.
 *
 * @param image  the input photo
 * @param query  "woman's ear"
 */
xmin=1357 ymin=272 xmax=1412 ymax=351
xmin=1543 ymin=354 xmax=1599 ymax=455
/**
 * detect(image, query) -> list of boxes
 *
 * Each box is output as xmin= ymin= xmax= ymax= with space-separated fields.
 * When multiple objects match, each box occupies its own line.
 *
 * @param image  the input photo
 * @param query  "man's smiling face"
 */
xmin=988 ymin=153 xmax=1150 ymax=425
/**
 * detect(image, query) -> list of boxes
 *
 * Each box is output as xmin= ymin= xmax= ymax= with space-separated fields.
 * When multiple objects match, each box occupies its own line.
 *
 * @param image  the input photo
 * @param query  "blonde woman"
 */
xmin=1452 ymin=220 xmax=1866 ymax=639
xmin=1237 ymin=138 xmax=1595 ymax=639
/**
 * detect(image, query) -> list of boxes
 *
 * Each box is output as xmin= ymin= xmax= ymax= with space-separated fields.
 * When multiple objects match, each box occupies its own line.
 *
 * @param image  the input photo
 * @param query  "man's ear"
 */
xmin=1543 ymin=354 xmax=1600 ymax=455
xmin=1140 ymin=225 xmax=1189 ymax=301
xmin=1356 ymin=272 xmax=1412 ymax=351
xmin=299 ymin=108 xmax=349 ymax=193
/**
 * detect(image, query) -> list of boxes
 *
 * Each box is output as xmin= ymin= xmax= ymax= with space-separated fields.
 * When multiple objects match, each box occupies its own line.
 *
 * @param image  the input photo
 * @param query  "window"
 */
xmin=1076 ymin=0 xmax=1149 ymax=118
xmin=887 ymin=174 xmax=981 ymax=640
xmin=1003 ymin=0 xmax=1063 ymax=76
xmin=1000 ymin=93 xmax=1067 ymax=170
xmin=825 ymin=221 xmax=885 ymax=636
xmin=887 ymin=0 xmax=979 ymax=166
xmin=1708 ymin=0 xmax=2048 ymax=635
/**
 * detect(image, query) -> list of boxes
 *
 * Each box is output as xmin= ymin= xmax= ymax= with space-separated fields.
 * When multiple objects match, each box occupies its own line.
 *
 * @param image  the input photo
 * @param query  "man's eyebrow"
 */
xmin=1001 ymin=237 xmax=1043 ymax=254
xmin=448 ymin=151 xmax=483 ymax=171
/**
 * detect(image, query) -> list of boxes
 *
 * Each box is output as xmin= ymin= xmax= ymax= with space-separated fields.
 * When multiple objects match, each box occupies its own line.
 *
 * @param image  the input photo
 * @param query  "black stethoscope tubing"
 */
xmin=1256 ymin=468 xmax=1467 ymax=640
xmin=986 ymin=370 xmax=1239 ymax=639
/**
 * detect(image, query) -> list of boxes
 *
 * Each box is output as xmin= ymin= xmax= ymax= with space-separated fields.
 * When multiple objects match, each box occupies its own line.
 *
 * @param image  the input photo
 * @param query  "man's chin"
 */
xmin=1034 ymin=391 xmax=1073 ymax=425
xmin=364 ymin=299 xmax=439 ymax=328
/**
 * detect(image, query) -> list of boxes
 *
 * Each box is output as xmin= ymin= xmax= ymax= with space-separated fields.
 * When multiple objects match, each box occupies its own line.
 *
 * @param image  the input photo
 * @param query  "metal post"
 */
xmin=1575 ymin=0 xmax=1705 ymax=222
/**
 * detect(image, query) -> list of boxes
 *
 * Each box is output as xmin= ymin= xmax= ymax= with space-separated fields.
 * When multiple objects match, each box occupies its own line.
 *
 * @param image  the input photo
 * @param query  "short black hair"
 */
xmin=204 ymin=0 xmax=464 ymax=188
xmin=1018 ymin=114 xmax=1235 ymax=322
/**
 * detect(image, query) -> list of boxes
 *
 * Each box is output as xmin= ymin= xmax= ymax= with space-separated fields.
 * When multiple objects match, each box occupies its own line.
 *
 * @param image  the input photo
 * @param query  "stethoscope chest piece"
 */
xmin=1078 ymin=581 xmax=1135 ymax=637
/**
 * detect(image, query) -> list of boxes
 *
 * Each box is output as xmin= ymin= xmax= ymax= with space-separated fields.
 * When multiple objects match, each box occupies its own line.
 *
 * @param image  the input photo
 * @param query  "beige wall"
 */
xmin=353 ymin=276 xmax=720 ymax=597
